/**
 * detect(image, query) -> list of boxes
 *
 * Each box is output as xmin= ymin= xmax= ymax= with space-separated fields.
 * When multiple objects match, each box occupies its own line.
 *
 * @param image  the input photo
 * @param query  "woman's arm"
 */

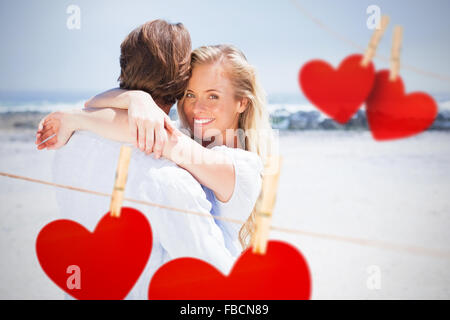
xmin=84 ymin=88 xmax=139 ymax=110
xmin=74 ymin=107 xmax=136 ymax=143
xmin=161 ymin=132 xmax=235 ymax=202
xmin=36 ymin=108 xmax=135 ymax=150
xmin=179 ymin=143 xmax=236 ymax=203
xmin=76 ymin=109 xmax=236 ymax=202
xmin=37 ymin=108 xmax=236 ymax=202
xmin=84 ymin=88 xmax=175 ymax=157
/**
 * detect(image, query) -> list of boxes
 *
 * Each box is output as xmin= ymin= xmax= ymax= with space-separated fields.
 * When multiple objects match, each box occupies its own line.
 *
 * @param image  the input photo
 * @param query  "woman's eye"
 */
xmin=209 ymin=94 xmax=219 ymax=100
xmin=186 ymin=92 xmax=195 ymax=98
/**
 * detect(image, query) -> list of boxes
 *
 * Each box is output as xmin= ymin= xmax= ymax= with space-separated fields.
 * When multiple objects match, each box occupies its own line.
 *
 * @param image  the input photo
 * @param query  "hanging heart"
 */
xmin=36 ymin=207 xmax=152 ymax=300
xmin=299 ymin=54 xmax=375 ymax=124
xmin=366 ymin=70 xmax=438 ymax=141
xmin=148 ymin=240 xmax=311 ymax=300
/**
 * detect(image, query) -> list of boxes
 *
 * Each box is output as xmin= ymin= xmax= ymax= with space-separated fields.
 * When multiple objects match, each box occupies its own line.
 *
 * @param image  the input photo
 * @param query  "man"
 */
xmin=36 ymin=20 xmax=234 ymax=299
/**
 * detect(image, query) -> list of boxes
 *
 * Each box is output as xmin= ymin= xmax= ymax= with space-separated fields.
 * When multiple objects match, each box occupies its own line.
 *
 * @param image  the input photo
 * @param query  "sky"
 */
xmin=0 ymin=0 xmax=449 ymax=98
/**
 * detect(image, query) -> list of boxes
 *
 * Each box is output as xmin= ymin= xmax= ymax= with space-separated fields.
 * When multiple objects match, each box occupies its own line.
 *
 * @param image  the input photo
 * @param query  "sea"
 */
xmin=1 ymin=91 xmax=450 ymax=131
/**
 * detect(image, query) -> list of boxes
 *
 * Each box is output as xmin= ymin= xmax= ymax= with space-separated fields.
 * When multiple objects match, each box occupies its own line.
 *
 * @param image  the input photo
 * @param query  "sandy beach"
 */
xmin=0 ymin=122 xmax=449 ymax=299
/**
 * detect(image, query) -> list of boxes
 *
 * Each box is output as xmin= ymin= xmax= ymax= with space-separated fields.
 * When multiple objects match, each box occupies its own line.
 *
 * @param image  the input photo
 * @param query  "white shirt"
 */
xmin=202 ymin=145 xmax=263 ymax=257
xmin=52 ymin=127 xmax=262 ymax=299
xmin=173 ymin=120 xmax=264 ymax=256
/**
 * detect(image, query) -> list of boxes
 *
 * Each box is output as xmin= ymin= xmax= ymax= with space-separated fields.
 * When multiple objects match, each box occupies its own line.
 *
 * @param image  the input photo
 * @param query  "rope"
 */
xmin=1 ymin=171 xmax=450 ymax=260
xmin=289 ymin=0 xmax=450 ymax=82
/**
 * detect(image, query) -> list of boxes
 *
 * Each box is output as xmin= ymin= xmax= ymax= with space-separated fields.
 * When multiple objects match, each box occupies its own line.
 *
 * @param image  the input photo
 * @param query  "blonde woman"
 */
xmin=37 ymin=44 xmax=274 ymax=252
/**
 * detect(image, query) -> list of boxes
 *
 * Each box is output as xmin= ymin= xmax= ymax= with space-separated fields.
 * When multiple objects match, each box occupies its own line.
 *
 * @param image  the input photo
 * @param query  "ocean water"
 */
xmin=1 ymin=91 xmax=449 ymax=114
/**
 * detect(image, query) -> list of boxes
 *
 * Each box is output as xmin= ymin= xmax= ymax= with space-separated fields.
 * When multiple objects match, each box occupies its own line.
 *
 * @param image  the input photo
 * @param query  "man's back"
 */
xmin=51 ymin=130 xmax=234 ymax=299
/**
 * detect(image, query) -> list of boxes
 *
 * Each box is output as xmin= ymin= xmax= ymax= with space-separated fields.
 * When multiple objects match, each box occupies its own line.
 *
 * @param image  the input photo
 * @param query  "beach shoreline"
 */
xmin=2 ymin=109 xmax=450 ymax=134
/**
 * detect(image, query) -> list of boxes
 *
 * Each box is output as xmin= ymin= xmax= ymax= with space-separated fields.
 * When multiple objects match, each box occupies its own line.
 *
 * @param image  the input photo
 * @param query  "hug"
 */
xmin=36 ymin=19 xmax=275 ymax=299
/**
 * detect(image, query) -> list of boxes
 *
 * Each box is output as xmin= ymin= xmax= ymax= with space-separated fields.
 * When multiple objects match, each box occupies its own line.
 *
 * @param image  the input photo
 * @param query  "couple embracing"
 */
xmin=36 ymin=19 xmax=275 ymax=299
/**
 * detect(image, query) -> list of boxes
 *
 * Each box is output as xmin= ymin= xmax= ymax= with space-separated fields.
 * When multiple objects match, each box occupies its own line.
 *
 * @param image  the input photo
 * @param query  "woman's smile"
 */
xmin=193 ymin=117 xmax=215 ymax=126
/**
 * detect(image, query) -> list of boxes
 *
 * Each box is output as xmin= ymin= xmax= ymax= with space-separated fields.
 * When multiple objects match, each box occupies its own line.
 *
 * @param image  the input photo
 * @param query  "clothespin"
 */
xmin=251 ymin=155 xmax=282 ymax=255
xmin=361 ymin=15 xmax=390 ymax=67
xmin=110 ymin=145 xmax=132 ymax=218
xmin=389 ymin=25 xmax=403 ymax=81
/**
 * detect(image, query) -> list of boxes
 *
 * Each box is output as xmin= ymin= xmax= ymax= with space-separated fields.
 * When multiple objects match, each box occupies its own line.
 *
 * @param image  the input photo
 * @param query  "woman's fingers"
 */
xmin=132 ymin=115 xmax=169 ymax=158
xmin=46 ymin=140 xmax=60 ymax=150
xmin=38 ymin=128 xmax=56 ymax=142
xmin=39 ymin=137 xmax=58 ymax=150
xmin=137 ymin=119 xmax=146 ymax=151
xmin=36 ymin=117 xmax=52 ymax=140
xmin=36 ymin=129 xmax=57 ymax=149
xmin=153 ymin=122 xmax=166 ymax=159
xmin=164 ymin=117 xmax=176 ymax=134
xmin=37 ymin=117 xmax=46 ymax=133
xmin=36 ymin=124 xmax=54 ymax=143
xmin=129 ymin=117 xmax=138 ymax=148
xmin=144 ymin=121 xmax=154 ymax=154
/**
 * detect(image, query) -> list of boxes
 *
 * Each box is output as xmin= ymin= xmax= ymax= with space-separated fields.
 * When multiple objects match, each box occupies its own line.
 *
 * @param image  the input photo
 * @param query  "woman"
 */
xmin=38 ymin=45 xmax=275 ymax=251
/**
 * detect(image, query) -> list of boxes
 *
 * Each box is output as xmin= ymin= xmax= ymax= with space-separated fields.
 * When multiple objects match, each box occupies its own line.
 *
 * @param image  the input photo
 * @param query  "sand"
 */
xmin=0 ymin=127 xmax=449 ymax=299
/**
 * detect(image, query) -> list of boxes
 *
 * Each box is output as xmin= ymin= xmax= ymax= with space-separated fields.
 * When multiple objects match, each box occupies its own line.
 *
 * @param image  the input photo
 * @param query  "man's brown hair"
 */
xmin=118 ymin=19 xmax=191 ymax=106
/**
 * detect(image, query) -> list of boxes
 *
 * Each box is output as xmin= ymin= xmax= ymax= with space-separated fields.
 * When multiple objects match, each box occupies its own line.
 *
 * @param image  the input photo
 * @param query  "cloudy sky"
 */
xmin=1 ymin=0 xmax=449 ymax=97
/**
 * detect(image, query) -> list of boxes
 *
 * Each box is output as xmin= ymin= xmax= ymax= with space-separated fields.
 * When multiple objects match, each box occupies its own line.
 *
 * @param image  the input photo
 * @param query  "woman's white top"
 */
xmin=201 ymin=145 xmax=263 ymax=257
xmin=51 ymin=124 xmax=263 ymax=299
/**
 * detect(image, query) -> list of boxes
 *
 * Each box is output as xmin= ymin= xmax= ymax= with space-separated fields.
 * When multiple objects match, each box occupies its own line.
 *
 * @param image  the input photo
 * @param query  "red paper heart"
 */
xmin=299 ymin=54 xmax=375 ymax=124
xmin=148 ymin=240 xmax=311 ymax=300
xmin=36 ymin=207 xmax=152 ymax=300
xmin=366 ymin=70 xmax=438 ymax=141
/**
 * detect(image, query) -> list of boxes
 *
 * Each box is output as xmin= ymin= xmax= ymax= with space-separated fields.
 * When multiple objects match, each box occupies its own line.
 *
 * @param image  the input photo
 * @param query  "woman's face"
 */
xmin=182 ymin=61 xmax=247 ymax=145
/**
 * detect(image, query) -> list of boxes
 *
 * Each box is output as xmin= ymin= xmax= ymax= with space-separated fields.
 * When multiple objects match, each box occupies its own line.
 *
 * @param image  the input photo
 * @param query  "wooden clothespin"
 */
xmin=251 ymin=155 xmax=282 ymax=255
xmin=361 ymin=15 xmax=390 ymax=67
xmin=110 ymin=145 xmax=132 ymax=218
xmin=389 ymin=25 xmax=403 ymax=81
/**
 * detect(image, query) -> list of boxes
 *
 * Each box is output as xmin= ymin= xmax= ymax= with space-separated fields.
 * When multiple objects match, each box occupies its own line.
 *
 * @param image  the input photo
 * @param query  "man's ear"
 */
xmin=238 ymin=97 xmax=249 ymax=113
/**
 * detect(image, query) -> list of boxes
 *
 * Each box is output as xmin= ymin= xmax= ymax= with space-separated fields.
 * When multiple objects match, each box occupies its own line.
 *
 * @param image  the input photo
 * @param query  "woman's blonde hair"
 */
xmin=177 ymin=44 xmax=274 ymax=251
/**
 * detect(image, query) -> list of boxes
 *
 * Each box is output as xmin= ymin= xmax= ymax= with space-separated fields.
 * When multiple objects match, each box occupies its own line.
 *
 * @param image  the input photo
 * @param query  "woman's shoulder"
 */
xmin=211 ymin=145 xmax=263 ymax=205
xmin=211 ymin=145 xmax=263 ymax=172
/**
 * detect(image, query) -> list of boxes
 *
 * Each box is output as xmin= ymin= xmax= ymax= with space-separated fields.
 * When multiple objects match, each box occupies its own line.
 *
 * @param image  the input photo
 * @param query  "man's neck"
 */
xmin=156 ymin=102 xmax=173 ymax=115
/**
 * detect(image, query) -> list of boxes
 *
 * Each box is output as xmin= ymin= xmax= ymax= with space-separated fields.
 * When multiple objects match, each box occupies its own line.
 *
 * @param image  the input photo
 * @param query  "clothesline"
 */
xmin=1 ymin=170 xmax=450 ymax=260
xmin=289 ymin=0 xmax=450 ymax=82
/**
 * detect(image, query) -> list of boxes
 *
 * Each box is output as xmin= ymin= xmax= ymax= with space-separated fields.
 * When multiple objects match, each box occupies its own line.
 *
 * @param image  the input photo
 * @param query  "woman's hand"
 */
xmin=83 ymin=88 xmax=176 ymax=158
xmin=35 ymin=111 xmax=77 ymax=150
xmin=160 ymin=127 xmax=186 ymax=162
xmin=127 ymin=92 xmax=176 ymax=159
